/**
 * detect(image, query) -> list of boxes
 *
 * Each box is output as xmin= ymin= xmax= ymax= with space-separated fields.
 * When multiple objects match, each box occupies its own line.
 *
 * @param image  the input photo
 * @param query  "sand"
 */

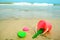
xmin=0 ymin=18 xmax=60 ymax=40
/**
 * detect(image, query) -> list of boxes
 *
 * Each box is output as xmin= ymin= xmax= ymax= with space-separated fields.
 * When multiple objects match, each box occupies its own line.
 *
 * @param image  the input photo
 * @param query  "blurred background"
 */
xmin=0 ymin=0 xmax=60 ymax=19
xmin=0 ymin=0 xmax=60 ymax=40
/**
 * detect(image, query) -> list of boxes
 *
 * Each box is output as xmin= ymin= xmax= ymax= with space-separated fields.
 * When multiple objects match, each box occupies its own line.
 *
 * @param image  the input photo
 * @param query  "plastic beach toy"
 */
xmin=23 ymin=27 xmax=29 ymax=31
xmin=17 ymin=31 xmax=26 ymax=38
xmin=32 ymin=28 xmax=44 ymax=39
xmin=37 ymin=20 xmax=52 ymax=34
xmin=32 ymin=20 xmax=52 ymax=39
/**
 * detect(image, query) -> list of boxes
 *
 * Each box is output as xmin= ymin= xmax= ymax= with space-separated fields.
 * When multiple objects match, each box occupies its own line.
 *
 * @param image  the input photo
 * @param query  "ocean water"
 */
xmin=0 ymin=5 xmax=60 ymax=19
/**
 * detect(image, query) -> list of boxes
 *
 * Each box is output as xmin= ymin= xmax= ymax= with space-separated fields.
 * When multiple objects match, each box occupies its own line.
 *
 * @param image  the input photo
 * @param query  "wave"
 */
xmin=0 ymin=2 xmax=54 ymax=6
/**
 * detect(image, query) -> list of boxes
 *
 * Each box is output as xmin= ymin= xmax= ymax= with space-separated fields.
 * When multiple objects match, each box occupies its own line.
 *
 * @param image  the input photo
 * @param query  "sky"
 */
xmin=0 ymin=0 xmax=60 ymax=4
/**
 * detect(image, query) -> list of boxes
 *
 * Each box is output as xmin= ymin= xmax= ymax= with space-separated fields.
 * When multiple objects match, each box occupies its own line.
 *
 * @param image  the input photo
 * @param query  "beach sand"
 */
xmin=0 ymin=18 xmax=60 ymax=40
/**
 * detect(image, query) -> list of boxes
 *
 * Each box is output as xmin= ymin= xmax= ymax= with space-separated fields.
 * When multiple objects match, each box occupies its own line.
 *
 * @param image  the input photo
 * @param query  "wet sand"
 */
xmin=0 ymin=18 xmax=60 ymax=40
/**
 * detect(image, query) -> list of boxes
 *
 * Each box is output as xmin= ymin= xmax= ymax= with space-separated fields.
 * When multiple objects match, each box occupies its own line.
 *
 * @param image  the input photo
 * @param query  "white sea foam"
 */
xmin=32 ymin=3 xmax=53 ymax=6
xmin=13 ymin=2 xmax=32 ymax=6
xmin=0 ymin=2 xmax=54 ymax=6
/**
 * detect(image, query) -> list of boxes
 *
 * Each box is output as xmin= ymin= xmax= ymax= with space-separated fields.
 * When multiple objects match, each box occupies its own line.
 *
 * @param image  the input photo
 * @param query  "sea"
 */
xmin=0 ymin=4 xmax=60 ymax=19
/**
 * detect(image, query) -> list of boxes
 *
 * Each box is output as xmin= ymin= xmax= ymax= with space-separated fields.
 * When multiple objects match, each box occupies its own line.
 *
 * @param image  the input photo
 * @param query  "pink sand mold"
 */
xmin=23 ymin=27 xmax=29 ymax=31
